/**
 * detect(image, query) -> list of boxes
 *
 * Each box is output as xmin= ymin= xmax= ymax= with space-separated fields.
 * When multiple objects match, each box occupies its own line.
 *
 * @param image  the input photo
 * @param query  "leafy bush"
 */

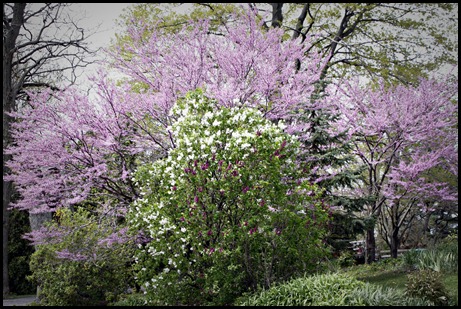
xmin=236 ymin=272 xmax=364 ymax=306
xmin=28 ymin=207 xmax=136 ymax=306
xmin=337 ymin=250 xmax=356 ymax=267
xmin=406 ymin=269 xmax=450 ymax=306
xmin=402 ymin=248 xmax=421 ymax=271
xmin=128 ymin=89 xmax=331 ymax=306
xmin=110 ymin=293 xmax=148 ymax=306
xmin=236 ymin=272 xmax=434 ymax=306
xmin=417 ymin=249 xmax=456 ymax=273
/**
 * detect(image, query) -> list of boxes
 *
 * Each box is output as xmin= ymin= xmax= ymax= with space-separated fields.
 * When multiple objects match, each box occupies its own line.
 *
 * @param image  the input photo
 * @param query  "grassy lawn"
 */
xmin=358 ymin=269 xmax=407 ymax=289
xmin=342 ymin=263 xmax=458 ymax=306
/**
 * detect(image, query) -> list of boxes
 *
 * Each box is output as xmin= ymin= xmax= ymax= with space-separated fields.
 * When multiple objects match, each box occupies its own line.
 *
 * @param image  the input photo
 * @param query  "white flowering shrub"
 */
xmin=128 ymin=89 xmax=330 ymax=305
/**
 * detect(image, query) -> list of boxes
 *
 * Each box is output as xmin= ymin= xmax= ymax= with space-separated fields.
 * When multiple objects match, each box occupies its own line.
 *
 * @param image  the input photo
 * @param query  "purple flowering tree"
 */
xmin=5 ymin=9 xmax=324 ymax=251
xmin=326 ymin=76 xmax=458 ymax=260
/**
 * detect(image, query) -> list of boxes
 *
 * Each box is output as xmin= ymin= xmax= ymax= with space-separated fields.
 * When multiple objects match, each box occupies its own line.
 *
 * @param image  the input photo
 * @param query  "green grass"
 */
xmin=342 ymin=261 xmax=458 ymax=306
xmin=357 ymin=269 xmax=407 ymax=289
xmin=442 ymin=273 xmax=458 ymax=305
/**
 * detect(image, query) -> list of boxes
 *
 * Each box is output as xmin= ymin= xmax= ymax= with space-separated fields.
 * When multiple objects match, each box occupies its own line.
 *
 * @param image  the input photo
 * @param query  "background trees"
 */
xmin=326 ymin=77 xmax=458 ymax=261
xmin=7 ymin=7 xmax=325 ymax=217
xmin=113 ymin=2 xmax=458 ymax=260
xmin=117 ymin=3 xmax=458 ymax=84
xmin=3 ymin=3 xmax=96 ymax=296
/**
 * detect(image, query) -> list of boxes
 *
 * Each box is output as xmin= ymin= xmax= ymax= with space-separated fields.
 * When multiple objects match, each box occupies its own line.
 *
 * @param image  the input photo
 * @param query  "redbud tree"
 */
xmin=326 ymin=77 xmax=458 ymax=260
xmin=128 ymin=90 xmax=330 ymax=306
xmin=5 ymin=8 xmax=323 ymax=219
xmin=4 ymin=9 xmax=328 ymax=299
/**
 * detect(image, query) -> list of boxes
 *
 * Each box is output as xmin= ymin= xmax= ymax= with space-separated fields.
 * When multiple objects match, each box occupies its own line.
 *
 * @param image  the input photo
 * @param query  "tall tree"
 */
xmin=114 ymin=3 xmax=458 ymax=258
xmin=3 ymin=3 xmax=96 ymax=296
xmin=327 ymin=76 xmax=458 ymax=261
xmin=118 ymin=3 xmax=457 ymax=84
xmin=6 ymin=8 xmax=323 ymax=247
xmin=268 ymin=3 xmax=457 ymax=84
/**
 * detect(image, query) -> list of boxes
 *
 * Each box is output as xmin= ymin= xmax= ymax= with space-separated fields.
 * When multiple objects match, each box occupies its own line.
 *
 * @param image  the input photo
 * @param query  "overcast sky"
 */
xmin=68 ymin=3 xmax=194 ymax=88
xmin=58 ymin=3 xmax=136 ymax=91
xmin=73 ymin=3 xmax=134 ymax=50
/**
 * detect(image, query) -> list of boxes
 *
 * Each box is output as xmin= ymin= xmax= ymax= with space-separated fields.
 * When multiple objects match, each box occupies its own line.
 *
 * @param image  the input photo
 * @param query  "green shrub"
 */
xmin=406 ymin=269 xmax=450 ymax=306
xmin=110 ymin=293 xmax=148 ymax=306
xmin=235 ymin=273 xmax=365 ymax=306
xmin=402 ymin=234 xmax=458 ymax=274
xmin=236 ymin=272 xmax=435 ymax=306
xmin=28 ymin=207 xmax=136 ymax=306
xmin=402 ymin=248 xmax=421 ymax=271
xmin=337 ymin=250 xmax=356 ymax=267
xmin=128 ymin=90 xmax=331 ymax=306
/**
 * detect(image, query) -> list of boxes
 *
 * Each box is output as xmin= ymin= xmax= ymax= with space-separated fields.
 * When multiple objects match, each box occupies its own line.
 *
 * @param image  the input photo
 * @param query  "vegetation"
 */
xmin=128 ymin=90 xmax=330 ymax=306
xmin=235 ymin=272 xmax=435 ymax=306
xmin=27 ymin=208 xmax=136 ymax=306
xmin=7 ymin=209 xmax=36 ymax=295
xmin=406 ymin=269 xmax=450 ymax=306
xmin=3 ymin=3 xmax=457 ymax=307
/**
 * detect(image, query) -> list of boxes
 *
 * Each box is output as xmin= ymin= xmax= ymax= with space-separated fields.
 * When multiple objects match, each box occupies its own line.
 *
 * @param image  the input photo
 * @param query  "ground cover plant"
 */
xmin=341 ymin=240 xmax=458 ymax=306
xmin=234 ymin=272 xmax=433 ymax=306
xmin=109 ymin=254 xmax=458 ymax=306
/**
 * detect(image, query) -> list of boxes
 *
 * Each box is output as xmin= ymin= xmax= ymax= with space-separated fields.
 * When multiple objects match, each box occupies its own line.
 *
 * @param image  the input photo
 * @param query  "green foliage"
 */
xmin=28 ymin=208 xmax=136 ymax=306
xmin=402 ymin=235 xmax=458 ymax=273
xmin=110 ymin=293 xmax=148 ymax=306
xmin=342 ymin=256 xmax=457 ymax=305
xmin=402 ymin=248 xmax=422 ymax=271
xmin=7 ymin=209 xmax=36 ymax=295
xmin=406 ymin=269 xmax=450 ymax=306
xmin=236 ymin=272 xmax=364 ymax=306
xmin=336 ymin=250 xmax=356 ymax=268
xmin=128 ymin=89 xmax=331 ymax=306
xmin=235 ymin=271 xmax=434 ymax=306
xmin=326 ymin=211 xmax=366 ymax=256
xmin=417 ymin=249 xmax=458 ymax=273
xmin=346 ymin=283 xmax=434 ymax=306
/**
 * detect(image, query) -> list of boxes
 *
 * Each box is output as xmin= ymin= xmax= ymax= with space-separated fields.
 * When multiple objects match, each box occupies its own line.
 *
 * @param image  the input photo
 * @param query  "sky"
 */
xmin=72 ymin=3 xmax=134 ymax=50
xmin=68 ymin=3 xmax=135 ymax=85
xmin=68 ymin=3 xmax=195 ymax=88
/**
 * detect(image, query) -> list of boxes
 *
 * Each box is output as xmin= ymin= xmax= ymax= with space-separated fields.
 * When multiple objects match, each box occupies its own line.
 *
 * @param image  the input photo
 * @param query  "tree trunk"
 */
xmin=365 ymin=228 xmax=376 ymax=263
xmin=390 ymin=227 xmax=400 ymax=258
xmin=270 ymin=3 xmax=284 ymax=28
xmin=2 ymin=179 xmax=12 ymax=297
xmin=3 ymin=3 xmax=27 ymax=297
